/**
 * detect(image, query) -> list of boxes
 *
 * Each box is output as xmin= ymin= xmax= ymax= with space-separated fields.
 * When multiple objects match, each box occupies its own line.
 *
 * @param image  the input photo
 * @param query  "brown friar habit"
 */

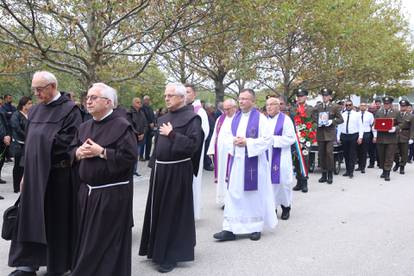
xmin=70 ymin=111 xmax=137 ymax=276
xmin=9 ymin=93 xmax=82 ymax=273
xmin=139 ymin=104 xmax=203 ymax=265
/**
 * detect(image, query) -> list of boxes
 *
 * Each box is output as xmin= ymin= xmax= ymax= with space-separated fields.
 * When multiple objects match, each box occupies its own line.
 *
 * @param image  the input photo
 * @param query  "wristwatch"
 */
xmin=99 ymin=148 xmax=105 ymax=159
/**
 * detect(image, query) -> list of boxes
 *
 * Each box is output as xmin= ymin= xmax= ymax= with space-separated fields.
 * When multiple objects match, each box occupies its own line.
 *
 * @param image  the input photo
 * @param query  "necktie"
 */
xmin=385 ymin=110 xmax=388 ymax=116
xmin=346 ymin=111 xmax=350 ymax=134
xmin=361 ymin=112 xmax=364 ymax=123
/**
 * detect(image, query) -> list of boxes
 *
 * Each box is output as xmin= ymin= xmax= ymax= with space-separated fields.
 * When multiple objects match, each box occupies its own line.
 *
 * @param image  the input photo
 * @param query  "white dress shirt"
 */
xmin=360 ymin=111 xmax=375 ymax=133
xmin=337 ymin=110 xmax=363 ymax=139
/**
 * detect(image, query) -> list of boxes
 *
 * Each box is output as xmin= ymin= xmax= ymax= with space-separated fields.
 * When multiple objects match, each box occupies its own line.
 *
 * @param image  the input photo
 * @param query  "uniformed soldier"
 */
xmin=373 ymin=96 xmax=402 ymax=181
xmin=392 ymin=99 xmax=414 ymax=174
xmin=312 ymin=88 xmax=344 ymax=184
xmin=291 ymin=88 xmax=313 ymax=193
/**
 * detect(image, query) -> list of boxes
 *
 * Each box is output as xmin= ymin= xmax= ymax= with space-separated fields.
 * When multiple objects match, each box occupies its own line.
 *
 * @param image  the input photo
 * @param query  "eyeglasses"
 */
xmin=32 ymin=83 xmax=51 ymax=93
xmin=345 ymin=104 xmax=353 ymax=107
xmin=164 ymin=94 xmax=180 ymax=98
xmin=86 ymin=95 xmax=108 ymax=101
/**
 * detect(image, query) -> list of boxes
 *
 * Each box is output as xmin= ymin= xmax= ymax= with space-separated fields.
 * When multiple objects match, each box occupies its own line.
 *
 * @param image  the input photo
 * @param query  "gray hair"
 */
xmin=143 ymin=95 xmax=150 ymax=100
xmin=90 ymin=83 xmax=118 ymax=108
xmin=33 ymin=71 xmax=58 ymax=88
xmin=224 ymin=98 xmax=237 ymax=107
xmin=166 ymin=83 xmax=186 ymax=98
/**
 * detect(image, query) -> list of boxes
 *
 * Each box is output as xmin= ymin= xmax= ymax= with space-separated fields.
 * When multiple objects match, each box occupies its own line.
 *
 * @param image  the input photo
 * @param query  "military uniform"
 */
xmin=374 ymin=96 xmax=402 ymax=181
xmin=312 ymin=88 xmax=344 ymax=184
xmin=393 ymin=100 xmax=414 ymax=174
xmin=290 ymin=88 xmax=313 ymax=193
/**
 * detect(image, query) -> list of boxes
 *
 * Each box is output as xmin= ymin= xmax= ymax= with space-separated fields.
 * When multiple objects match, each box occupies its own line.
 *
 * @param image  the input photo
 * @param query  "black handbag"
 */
xmin=2 ymin=196 xmax=20 ymax=241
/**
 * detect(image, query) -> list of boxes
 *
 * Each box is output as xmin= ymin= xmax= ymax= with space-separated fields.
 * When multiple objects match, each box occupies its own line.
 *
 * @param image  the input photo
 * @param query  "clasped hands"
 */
xmin=234 ymin=136 xmax=246 ymax=147
xmin=76 ymin=138 xmax=104 ymax=160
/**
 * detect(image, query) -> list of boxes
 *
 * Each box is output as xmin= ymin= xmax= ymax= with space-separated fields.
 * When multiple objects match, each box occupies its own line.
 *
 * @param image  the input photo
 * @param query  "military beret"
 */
xmin=382 ymin=96 xmax=394 ymax=104
xmin=399 ymin=99 xmax=410 ymax=106
xmin=294 ymin=88 xmax=308 ymax=97
xmin=320 ymin=88 xmax=332 ymax=96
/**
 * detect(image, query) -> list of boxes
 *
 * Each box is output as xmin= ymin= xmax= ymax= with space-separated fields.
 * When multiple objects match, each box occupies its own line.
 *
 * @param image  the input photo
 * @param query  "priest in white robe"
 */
xmin=266 ymin=97 xmax=296 ymax=220
xmin=207 ymin=99 xmax=238 ymax=207
xmin=185 ymin=83 xmax=209 ymax=220
xmin=213 ymin=89 xmax=277 ymax=242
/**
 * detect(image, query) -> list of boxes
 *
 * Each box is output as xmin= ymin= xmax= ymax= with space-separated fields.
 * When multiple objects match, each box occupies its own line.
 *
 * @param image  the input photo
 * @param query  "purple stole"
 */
xmin=213 ymin=114 xmax=226 ymax=182
xmin=229 ymin=108 xmax=260 ymax=191
xmin=193 ymin=104 xmax=201 ymax=114
xmin=270 ymin=113 xmax=285 ymax=184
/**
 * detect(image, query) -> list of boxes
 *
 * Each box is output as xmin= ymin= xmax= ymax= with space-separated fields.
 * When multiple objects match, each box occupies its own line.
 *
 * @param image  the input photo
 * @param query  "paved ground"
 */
xmin=0 ymin=160 xmax=413 ymax=276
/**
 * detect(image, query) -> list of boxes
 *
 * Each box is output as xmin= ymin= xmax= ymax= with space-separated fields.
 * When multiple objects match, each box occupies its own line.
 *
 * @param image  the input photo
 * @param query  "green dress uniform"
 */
xmin=290 ymin=88 xmax=313 ymax=193
xmin=374 ymin=96 xmax=402 ymax=181
xmin=312 ymin=88 xmax=344 ymax=184
xmin=393 ymin=100 xmax=414 ymax=174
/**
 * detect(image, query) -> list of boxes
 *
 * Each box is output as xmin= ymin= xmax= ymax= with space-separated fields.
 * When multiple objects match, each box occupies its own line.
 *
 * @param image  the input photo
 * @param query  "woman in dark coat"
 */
xmin=10 ymin=96 xmax=32 ymax=193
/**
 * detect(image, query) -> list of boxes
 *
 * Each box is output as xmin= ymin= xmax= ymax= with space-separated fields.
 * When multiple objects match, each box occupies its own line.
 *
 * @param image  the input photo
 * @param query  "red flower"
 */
xmin=300 ymin=131 xmax=307 ymax=137
xmin=305 ymin=122 xmax=313 ymax=129
xmin=312 ymin=139 xmax=317 ymax=144
xmin=294 ymin=116 xmax=303 ymax=125
xmin=309 ymin=131 xmax=316 ymax=139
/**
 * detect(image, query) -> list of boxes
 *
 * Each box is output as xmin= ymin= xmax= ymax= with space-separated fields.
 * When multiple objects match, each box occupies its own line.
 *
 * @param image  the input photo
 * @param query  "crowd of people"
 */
xmin=2 ymin=70 xmax=414 ymax=275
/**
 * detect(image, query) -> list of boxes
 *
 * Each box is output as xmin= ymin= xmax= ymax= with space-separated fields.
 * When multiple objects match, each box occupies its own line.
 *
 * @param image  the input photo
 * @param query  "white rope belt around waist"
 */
xmin=155 ymin=158 xmax=191 ymax=164
xmin=86 ymin=181 xmax=129 ymax=196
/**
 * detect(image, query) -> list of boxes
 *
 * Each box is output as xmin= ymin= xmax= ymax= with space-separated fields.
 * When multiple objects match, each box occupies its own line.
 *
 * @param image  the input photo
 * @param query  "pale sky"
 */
xmin=401 ymin=0 xmax=414 ymax=35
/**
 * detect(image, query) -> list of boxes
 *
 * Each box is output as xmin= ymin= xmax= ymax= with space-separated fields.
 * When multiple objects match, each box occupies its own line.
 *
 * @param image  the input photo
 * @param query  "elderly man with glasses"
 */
xmin=8 ymin=71 xmax=82 ymax=276
xmin=70 ymin=83 xmax=137 ymax=276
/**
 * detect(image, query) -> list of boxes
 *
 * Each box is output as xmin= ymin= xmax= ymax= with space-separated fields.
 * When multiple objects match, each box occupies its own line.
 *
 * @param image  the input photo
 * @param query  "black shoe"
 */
xmin=0 ymin=179 xmax=6 ymax=184
xmin=349 ymin=173 xmax=353 ymax=179
xmin=318 ymin=173 xmax=327 ymax=183
xmin=355 ymin=167 xmax=361 ymax=171
xmin=367 ymin=164 xmax=374 ymax=168
xmin=292 ymin=181 xmax=303 ymax=191
xmin=250 ymin=232 xmax=261 ymax=241
xmin=213 ymin=230 xmax=236 ymax=241
xmin=0 ymin=195 xmax=4 ymax=200
xmin=342 ymin=172 xmax=350 ymax=177
xmin=385 ymin=171 xmax=390 ymax=181
xmin=204 ymin=166 xmax=214 ymax=171
xmin=281 ymin=205 xmax=291 ymax=220
xmin=133 ymin=172 xmax=141 ymax=177
xmin=327 ymin=171 xmax=333 ymax=184
xmin=361 ymin=169 xmax=365 ymax=173
xmin=221 ymin=205 xmax=225 ymax=210
xmin=158 ymin=263 xmax=176 ymax=273
xmin=301 ymin=180 xmax=308 ymax=193
xmin=408 ymin=160 xmax=412 ymax=164
xmin=8 ymin=270 xmax=36 ymax=276
xmin=380 ymin=170 xmax=385 ymax=178
xmin=393 ymin=163 xmax=399 ymax=172
xmin=400 ymin=166 xmax=405 ymax=174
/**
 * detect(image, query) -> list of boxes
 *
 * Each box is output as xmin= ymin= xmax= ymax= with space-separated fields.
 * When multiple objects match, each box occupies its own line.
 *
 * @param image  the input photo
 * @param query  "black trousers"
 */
xmin=340 ymin=133 xmax=358 ymax=174
xmin=142 ymin=130 xmax=154 ymax=160
xmin=0 ymin=144 xmax=6 ymax=179
xmin=409 ymin=143 xmax=414 ymax=161
xmin=357 ymin=132 xmax=372 ymax=169
xmin=368 ymin=138 xmax=377 ymax=165
xmin=12 ymin=152 xmax=23 ymax=193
